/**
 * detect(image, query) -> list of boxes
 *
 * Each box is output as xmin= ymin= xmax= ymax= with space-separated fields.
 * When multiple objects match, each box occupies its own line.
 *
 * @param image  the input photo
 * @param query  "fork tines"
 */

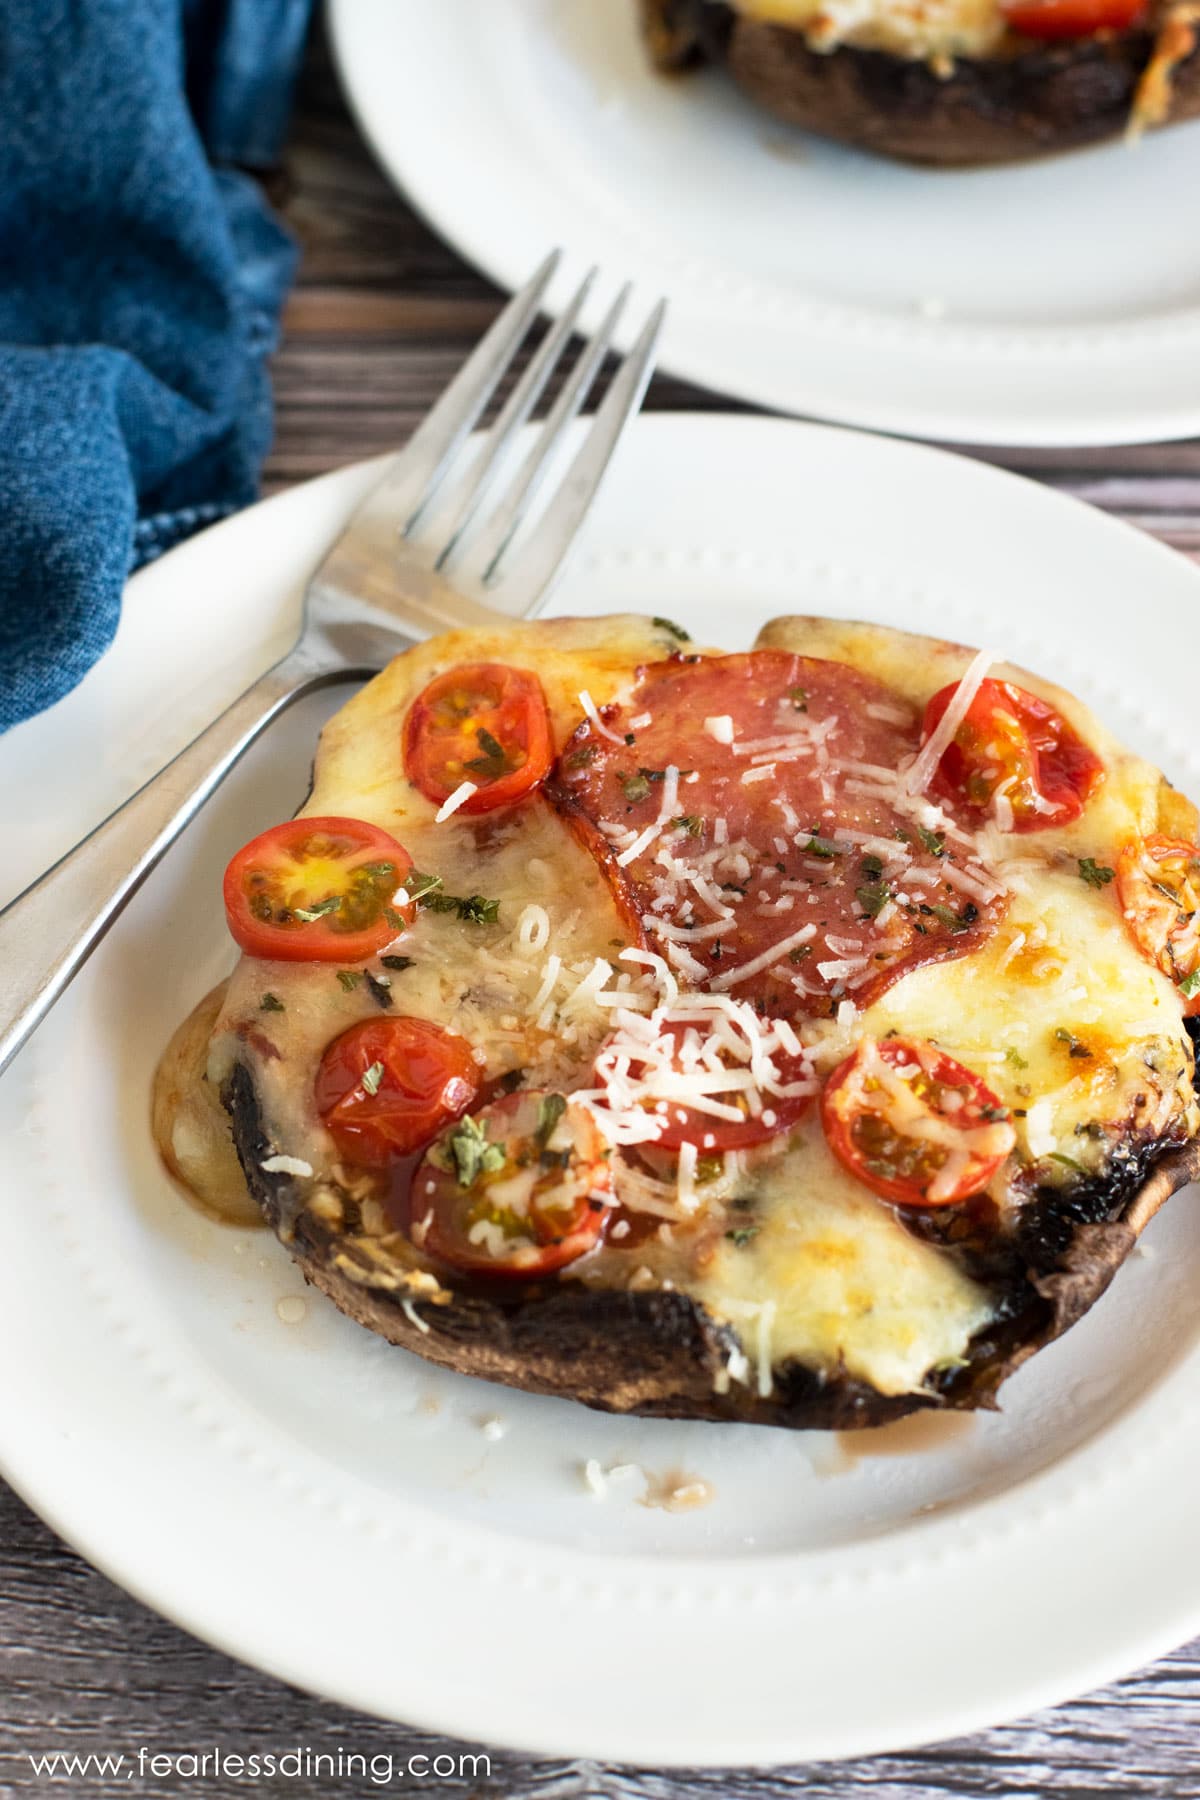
xmin=391 ymin=249 xmax=667 ymax=616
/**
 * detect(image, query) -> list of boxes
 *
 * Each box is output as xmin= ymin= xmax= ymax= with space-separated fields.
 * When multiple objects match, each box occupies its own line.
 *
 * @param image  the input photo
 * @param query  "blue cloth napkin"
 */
xmin=0 ymin=0 xmax=312 ymax=732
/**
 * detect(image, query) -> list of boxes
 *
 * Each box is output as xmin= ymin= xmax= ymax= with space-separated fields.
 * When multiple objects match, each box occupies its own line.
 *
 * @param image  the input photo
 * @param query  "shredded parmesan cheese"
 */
xmin=260 ymin=1154 xmax=313 ymax=1178
xmin=434 ymin=780 xmax=478 ymax=822
xmin=709 ymin=923 xmax=817 ymax=992
xmin=904 ymin=648 xmax=995 ymax=797
xmin=516 ymin=903 xmax=550 ymax=953
xmin=401 ymin=1298 xmax=430 ymax=1336
xmin=578 ymin=689 xmax=626 ymax=746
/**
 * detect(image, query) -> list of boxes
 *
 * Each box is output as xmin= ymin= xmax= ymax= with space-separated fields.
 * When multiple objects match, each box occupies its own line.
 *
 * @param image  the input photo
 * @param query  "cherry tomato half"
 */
xmin=315 ymin=1017 xmax=479 ymax=1167
xmin=412 ymin=1089 xmax=611 ymax=1278
xmin=922 ymin=677 xmax=1103 ymax=833
xmin=597 ymin=1020 xmax=813 ymax=1152
xmin=821 ymin=1037 xmax=1016 ymax=1208
xmin=1116 ymin=835 xmax=1200 ymax=1015
xmin=223 ymin=816 xmax=414 ymax=962
xmin=1002 ymin=0 xmax=1147 ymax=39
xmin=403 ymin=662 xmax=553 ymax=815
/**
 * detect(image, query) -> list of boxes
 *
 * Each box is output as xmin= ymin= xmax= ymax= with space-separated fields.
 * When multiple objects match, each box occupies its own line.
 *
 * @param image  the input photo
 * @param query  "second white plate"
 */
xmin=331 ymin=0 xmax=1200 ymax=446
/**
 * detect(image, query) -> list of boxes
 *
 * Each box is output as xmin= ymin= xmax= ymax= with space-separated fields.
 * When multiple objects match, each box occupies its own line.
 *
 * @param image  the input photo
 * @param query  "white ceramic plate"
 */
xmin=4 ymin=416 xmax=1200 ymax=1765
xmin=329 ymin=0 xmax=1200 ymax=447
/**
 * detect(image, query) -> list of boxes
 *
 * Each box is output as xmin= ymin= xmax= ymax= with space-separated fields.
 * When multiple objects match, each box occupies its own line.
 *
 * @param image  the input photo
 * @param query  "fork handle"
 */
xmin=0 ymin=640 xmax=363 ymax=1079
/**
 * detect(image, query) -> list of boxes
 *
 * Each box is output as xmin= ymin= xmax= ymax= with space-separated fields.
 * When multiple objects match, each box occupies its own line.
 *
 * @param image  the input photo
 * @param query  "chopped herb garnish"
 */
xmin=638 ymin=766 xmax=668 ymax=783
xmin=860 ymin=853 xmax=884 ymax=879
xmin=1077 ymin=857 xmax=1116 ymax=889
xmin=414 ymin=871 xmax=500 ymax=925
xmin=358 ymin=861 xmax=397 ymax=878
xmin=1005 ymin=1047 xmax=1029 ymax=1070
xmin=789 ymin=944 xmax=812 ymax=965
xmin=802 ymin=835 xmax=838 ymax=860
xmin=465 ymin=725 xmax=512 ymax=778
xmin=1180 ymin=970 xmax=1200 ymax=998
xmin=928 ymin=904 xmax=970 ymax=933
xmin=406 ymin=870 xmax=444 ymax=904
xmin=1055 ymin=1027 xmax=1093 ymax=1059
xmin=421 ymin=891 xmax=498 ymax=925
xmin=447 ymin=1113 xmax=507 ymax=1188
xmin=365 ymin=969 xmax=393 ymax=1010
xmin=653 ymin=616 xmax=690 ymax=642
xmin=725 ymin=1226 xmax=759 ymax=1248
xmin=788 ymin=686 xmax=808 ymax=713
xmin=564 ymin=743 xmax=598 ymax=771
xmin=294 ymin=895 xmax=342 ymax=922
xmin=457 ymin=893 xmax=501 ymax=926
xmin=337 ymin=970 xmax=362 ymax=991
xmin=856 ymin=880 xmax=892 ymax=920
xmin=671 ymin=814 xmax=705 ymax=838
xmin=384 ymin=908 xmax=407 ymax=932
xmin=360 ymin=1060 xmax=385 ymax=1096
xmin=917 ymin=826 xmax=946 ymax=857
xmin=536 ymin=1092 xmax=567 ymax=1148
xmin=259 ymin=993 xmax=284 ymax=1013
xmin=980 ymin=1104 xmax=1009 ymax=1122
xmin=380 ymin=954 xmax=414 ymax=972
xmin=618 ymin=771 xmax=652 ymax=804
xmin=696 ymin=1154 xmax=725 ymax=1184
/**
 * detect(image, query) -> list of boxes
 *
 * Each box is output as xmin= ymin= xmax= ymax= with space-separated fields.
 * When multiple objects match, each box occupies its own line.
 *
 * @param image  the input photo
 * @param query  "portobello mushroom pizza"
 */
xmin=162 ymin=612 xmax=1200 ymax=1431
xmin=638 ymin=0 xmax=1200 ymax=165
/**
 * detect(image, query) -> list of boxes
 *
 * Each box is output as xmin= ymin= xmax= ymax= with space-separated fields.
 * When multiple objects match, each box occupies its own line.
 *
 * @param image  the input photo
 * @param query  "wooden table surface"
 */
xmin=7 ymin=18 xmax=1200 ymax=1798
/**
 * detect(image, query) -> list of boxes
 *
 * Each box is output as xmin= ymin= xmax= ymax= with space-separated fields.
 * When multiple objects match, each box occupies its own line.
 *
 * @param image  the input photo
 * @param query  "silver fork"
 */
xmin=0 ymin=250 xmax=666 ymax=1077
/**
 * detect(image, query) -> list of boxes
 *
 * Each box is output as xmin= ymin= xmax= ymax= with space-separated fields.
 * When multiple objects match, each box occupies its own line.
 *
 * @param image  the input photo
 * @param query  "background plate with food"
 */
xmin=329 ymin=0 xmax=1200 ymax=444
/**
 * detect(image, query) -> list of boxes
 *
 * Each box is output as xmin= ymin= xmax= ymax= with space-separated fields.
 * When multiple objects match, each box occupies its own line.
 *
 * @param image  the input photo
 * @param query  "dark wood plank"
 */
xmin=7 ymin=14 xmax=1200 ymax=1795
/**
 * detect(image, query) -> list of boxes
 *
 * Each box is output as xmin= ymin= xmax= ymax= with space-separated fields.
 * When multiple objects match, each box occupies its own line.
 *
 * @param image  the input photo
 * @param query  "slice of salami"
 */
xmin=551 ymin=651 xmax=1005 ymax=1021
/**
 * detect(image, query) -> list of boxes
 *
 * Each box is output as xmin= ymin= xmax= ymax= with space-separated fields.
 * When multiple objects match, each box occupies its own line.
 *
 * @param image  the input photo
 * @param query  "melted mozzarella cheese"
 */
xmin=692 ymin=1124 xmax=994 ymax=1396
xmin=862 ymin=867 xmax=1196 ymax=1176
xmin=729 ymin=0 xmax=1008 ymax=59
